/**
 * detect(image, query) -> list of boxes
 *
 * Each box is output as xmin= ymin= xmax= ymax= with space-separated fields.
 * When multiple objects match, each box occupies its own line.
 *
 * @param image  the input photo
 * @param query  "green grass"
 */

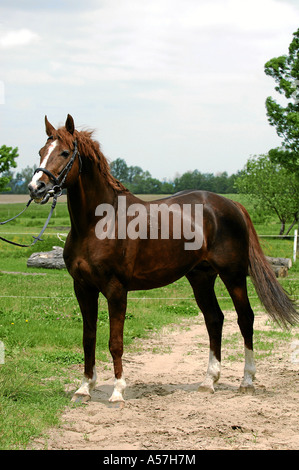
xmin=223 ymin=327 xmax=298 ymax=362
xmin=0 ymin=198 xmax=298 ymax=449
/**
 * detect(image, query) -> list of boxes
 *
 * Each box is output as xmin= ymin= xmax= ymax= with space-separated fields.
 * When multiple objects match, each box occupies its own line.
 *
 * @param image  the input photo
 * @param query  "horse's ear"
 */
xmin=65 ymin=114 xmax=75 ymax=135
xmin=45 ymin=116 xmax=56 ymax=137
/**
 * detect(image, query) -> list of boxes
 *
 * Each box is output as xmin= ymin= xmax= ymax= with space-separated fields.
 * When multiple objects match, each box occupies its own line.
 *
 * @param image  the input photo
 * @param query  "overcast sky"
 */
xmin=0 ymin=0 xmax=299 ymax=181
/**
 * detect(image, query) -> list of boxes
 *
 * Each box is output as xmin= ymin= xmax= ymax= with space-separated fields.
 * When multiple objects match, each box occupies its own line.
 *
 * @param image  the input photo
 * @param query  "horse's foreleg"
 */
xmin=107 ymin=283 xmax=127 ymax=402
xmin=72 ymin=281 xmax=99 ymax=403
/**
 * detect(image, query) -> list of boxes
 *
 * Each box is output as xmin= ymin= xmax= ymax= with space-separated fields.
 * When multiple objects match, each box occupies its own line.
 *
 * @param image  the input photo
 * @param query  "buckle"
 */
xmin=48 ymin=185 xmax=63 ymax=197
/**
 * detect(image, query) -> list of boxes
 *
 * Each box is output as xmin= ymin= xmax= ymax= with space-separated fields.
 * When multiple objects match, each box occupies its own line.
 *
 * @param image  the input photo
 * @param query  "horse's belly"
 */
xmin=128 ymin=242 xmax=201 ymax=290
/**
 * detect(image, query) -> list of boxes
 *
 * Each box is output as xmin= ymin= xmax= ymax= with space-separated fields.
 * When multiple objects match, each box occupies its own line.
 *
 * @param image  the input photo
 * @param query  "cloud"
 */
xmin=0 ymin=0 xmax=299 ymax=178
xmin=61 ymin=0 xmax=298 ymax=86
xmin=0 ymin=28 xmax=40 ymax=48
xmin=181 ymin=0 xmax=297 ymax=32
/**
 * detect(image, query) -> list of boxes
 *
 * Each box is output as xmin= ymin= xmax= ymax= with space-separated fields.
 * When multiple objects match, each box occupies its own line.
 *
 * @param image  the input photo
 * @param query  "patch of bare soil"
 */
xmin=32 ymin=311 xmax=299 ymax=450
xmin=0 ymin=194 xmax=68 ymax=204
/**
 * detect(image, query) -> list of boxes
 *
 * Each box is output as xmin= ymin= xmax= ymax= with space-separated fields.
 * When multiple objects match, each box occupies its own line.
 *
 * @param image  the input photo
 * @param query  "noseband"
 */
xmin=34 ymin=140 xmax=82 ymax=199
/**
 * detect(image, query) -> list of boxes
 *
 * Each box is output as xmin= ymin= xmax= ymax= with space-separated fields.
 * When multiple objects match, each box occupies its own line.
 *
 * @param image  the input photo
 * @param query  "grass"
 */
xmin=223 ymin=327 xmax=298 ymax=362
xmin=0 ymin=196 xmax=298 ymax=449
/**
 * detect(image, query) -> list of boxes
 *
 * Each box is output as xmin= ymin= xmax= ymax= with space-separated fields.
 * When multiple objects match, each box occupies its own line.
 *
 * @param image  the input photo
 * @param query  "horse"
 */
xmin=28 ymin=114 xmax=298 ymax=403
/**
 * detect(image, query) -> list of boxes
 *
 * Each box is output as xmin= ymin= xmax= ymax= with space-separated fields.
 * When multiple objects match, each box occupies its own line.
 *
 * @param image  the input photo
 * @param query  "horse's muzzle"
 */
xmin=28 ymin=180 xmax=51 ymax=204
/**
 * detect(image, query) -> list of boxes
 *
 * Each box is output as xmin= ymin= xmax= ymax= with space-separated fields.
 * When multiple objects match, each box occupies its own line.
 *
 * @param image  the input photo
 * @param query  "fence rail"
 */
xmin=258 ymin=229 xmax=298 ymax=262
xmin=0 ymin=229 xmax=298 ymax=262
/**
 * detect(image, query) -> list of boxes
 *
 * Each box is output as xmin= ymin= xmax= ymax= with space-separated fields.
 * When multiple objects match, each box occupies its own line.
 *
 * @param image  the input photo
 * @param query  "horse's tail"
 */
xmin=234 ymin=201 xmax=298 ymax=328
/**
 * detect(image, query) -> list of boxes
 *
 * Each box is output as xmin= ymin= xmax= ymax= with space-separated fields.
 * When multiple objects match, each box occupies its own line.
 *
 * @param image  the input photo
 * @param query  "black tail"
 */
xmin=235 ymin=202 xmax=298 ymax=328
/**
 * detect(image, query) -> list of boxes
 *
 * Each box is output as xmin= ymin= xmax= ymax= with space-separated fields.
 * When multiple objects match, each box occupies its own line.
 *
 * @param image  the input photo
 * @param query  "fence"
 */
xmin=258 ymin=229 xmax=297 ymax=263
xmin=1 ymin=228 xmax=298 ymax=260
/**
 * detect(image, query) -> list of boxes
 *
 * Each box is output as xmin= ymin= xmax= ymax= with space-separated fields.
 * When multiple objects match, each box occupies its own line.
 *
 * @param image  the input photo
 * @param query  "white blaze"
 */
xmin=30 ymin=140 xmax=58 ymax=189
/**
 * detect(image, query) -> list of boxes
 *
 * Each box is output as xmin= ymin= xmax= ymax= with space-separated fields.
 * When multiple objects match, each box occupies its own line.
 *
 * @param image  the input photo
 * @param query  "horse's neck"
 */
xmin=67 ymin=163 xmax=117 ymax=235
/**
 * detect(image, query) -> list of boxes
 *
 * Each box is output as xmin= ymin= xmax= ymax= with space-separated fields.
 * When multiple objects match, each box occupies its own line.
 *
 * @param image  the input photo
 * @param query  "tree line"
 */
xmin=110 ymin=158 xmax=238 ymax=194
xmin=0 ymin=148 xmax=298 ymax=235
xmin=0 ymin=151 xmax=238 ymax=195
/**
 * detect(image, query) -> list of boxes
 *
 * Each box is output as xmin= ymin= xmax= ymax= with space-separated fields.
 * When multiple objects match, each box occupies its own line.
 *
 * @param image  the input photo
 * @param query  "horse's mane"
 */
xmin=56 ymin=126 xmax=128 ymax=193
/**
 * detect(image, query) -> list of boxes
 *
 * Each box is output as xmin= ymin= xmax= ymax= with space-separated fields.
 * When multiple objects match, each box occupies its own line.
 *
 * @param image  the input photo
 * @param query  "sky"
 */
xmin=0 ymin=0 xmax=299 ymax=181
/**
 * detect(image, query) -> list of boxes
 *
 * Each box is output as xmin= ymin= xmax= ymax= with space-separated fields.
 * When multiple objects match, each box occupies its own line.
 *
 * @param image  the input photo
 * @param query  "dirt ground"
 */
xmin=0 ymin=194 xmax=68 ymax=204
xmin=32 ymin=311 xmax=299 ymax=451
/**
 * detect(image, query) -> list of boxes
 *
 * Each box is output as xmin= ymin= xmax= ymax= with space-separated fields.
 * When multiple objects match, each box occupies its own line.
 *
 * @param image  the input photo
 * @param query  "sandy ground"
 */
xmin=32 ymin=311 xmax=299 ymax=451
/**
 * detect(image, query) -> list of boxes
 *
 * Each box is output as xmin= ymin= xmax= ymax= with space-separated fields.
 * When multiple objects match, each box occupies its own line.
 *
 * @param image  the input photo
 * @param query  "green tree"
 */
xmin=110 ymin=158 xmax=129 ymax=182
xmin=264 ymin=27 xmax=299 ymax=175
xmin=110 ymin=157 xmax=236 ymax=195
xmin=235 ymin=154 xmax=299 ymax=235
xmin=0 ymin=145 xmax=18 ymax=192
xmin=7 ymin=165 xmax=37 ymax=194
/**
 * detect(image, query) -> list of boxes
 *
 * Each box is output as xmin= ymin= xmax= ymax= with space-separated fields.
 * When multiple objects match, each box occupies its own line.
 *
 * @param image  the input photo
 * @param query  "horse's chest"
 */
xmin=63 ymin=249 xmax=95 ymax=285
xmin=67 ymin=251 xmax=108 ymax=287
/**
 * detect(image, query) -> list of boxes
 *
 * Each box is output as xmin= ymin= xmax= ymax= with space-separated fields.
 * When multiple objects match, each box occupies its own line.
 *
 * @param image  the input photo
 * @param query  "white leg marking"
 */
xmin=72 ymin=366 xmax=97 ymax=402
xmin=30 ymin=140 xmax=58 ymax=189
xmin=240 ymin=346 xmax=256 ymax=392
xmin=109 ymin=376 xmax=126 ymax=402
xmin=199 ymin=350 xmax=221 ymax=393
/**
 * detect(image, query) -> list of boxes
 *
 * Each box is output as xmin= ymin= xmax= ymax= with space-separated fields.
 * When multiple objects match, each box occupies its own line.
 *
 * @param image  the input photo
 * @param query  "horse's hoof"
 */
xmin=239 ymin=384 xmax=255 ymax=395
xmin=108 ymin=400 xmax=125 ymax=409
xmin=71 ymin=393 xmax=91 ymax=403
xmin=108 ymin=393 xmax=125 ymax=403
xmin=198 ymin=383 xmax=215 ymax=394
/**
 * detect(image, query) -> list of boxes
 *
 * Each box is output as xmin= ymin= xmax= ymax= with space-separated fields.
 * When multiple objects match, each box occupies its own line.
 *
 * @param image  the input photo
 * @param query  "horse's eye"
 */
xmin=61 ymin=150 xmax=70 ymax=158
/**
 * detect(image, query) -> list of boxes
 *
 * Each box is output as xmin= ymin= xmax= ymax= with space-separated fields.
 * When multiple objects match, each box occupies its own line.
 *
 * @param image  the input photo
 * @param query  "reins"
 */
xmin=0 ymin=140 xmax=81 ymax=248
xmin=0 ymin=195 xmax=59 ymax=247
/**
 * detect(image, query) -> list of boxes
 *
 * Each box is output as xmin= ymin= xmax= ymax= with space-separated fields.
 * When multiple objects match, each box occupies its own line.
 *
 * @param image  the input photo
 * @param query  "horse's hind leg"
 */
xmin=187 ymin=269 xmax=224 ymax=393
xmin=221 ymin=273 xmax=256 ymax=393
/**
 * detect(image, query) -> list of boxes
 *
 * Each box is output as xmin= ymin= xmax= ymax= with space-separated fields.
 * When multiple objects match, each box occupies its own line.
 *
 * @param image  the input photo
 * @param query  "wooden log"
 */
xmin=266 ymin=256 xmax=292 ymax=269
xmin=27 ymin=246 xmax=65 ymax=269
xmin=271 ymin=265 xmax=288 ymax=278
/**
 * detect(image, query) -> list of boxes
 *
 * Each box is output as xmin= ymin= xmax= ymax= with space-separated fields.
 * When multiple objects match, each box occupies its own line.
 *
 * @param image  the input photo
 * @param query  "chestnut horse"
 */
xmin=28 ymin=115 xmax=298 ymax=402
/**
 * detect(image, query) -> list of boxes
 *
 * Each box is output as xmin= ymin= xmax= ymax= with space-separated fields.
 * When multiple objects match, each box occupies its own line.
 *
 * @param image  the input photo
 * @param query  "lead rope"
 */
xmin=0 ymin=197 xmax=33 ymax=225
xmin=0 ymin=193 xmax=59 ymax=247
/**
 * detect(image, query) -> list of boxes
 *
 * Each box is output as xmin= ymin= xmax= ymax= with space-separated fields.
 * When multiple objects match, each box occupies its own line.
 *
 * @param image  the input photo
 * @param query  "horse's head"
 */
xmin=28 ymin=114 xmax=81 ymax=203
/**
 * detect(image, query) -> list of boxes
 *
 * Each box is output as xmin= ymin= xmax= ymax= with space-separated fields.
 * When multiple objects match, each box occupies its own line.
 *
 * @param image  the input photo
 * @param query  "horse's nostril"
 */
xmin=37 ymin=181 xmax=46 ymax=191
xmin=28 ymin=180 xmax=47 ymax=196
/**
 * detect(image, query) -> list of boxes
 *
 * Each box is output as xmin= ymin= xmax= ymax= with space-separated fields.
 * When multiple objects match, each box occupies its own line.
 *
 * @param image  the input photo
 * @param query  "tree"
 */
xmin=0 ymin=145 xmax=18 ymax=192
xmin=7 ymin=165 xmax=37 ymax=194
xmin=264 ymin=27 xmax=299 ymax=175
xmin=110 ymin=158 xmax=129 ymax=182
xmin=110 ymin=157 xmax=237 ymax=195
xmin=235 ymin=154 xmax=299 ymax=235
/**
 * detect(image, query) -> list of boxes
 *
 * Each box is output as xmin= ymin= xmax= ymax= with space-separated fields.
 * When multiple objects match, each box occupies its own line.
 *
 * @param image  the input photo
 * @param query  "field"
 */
xmin=0 ymin=194 xmax=298 ymax=450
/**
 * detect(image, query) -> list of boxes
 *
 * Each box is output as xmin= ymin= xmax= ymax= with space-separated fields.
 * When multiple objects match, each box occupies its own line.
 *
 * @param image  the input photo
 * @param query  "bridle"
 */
xmin=0 ymin=140 xmax=81 ymax=247
xmin=34 ymin=139 xmax=82 ymax=202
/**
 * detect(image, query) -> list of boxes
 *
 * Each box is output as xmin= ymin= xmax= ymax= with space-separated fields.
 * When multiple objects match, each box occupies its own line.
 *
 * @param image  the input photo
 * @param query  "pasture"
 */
xmin=0 ymin=194 xmax=298 ymax=449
